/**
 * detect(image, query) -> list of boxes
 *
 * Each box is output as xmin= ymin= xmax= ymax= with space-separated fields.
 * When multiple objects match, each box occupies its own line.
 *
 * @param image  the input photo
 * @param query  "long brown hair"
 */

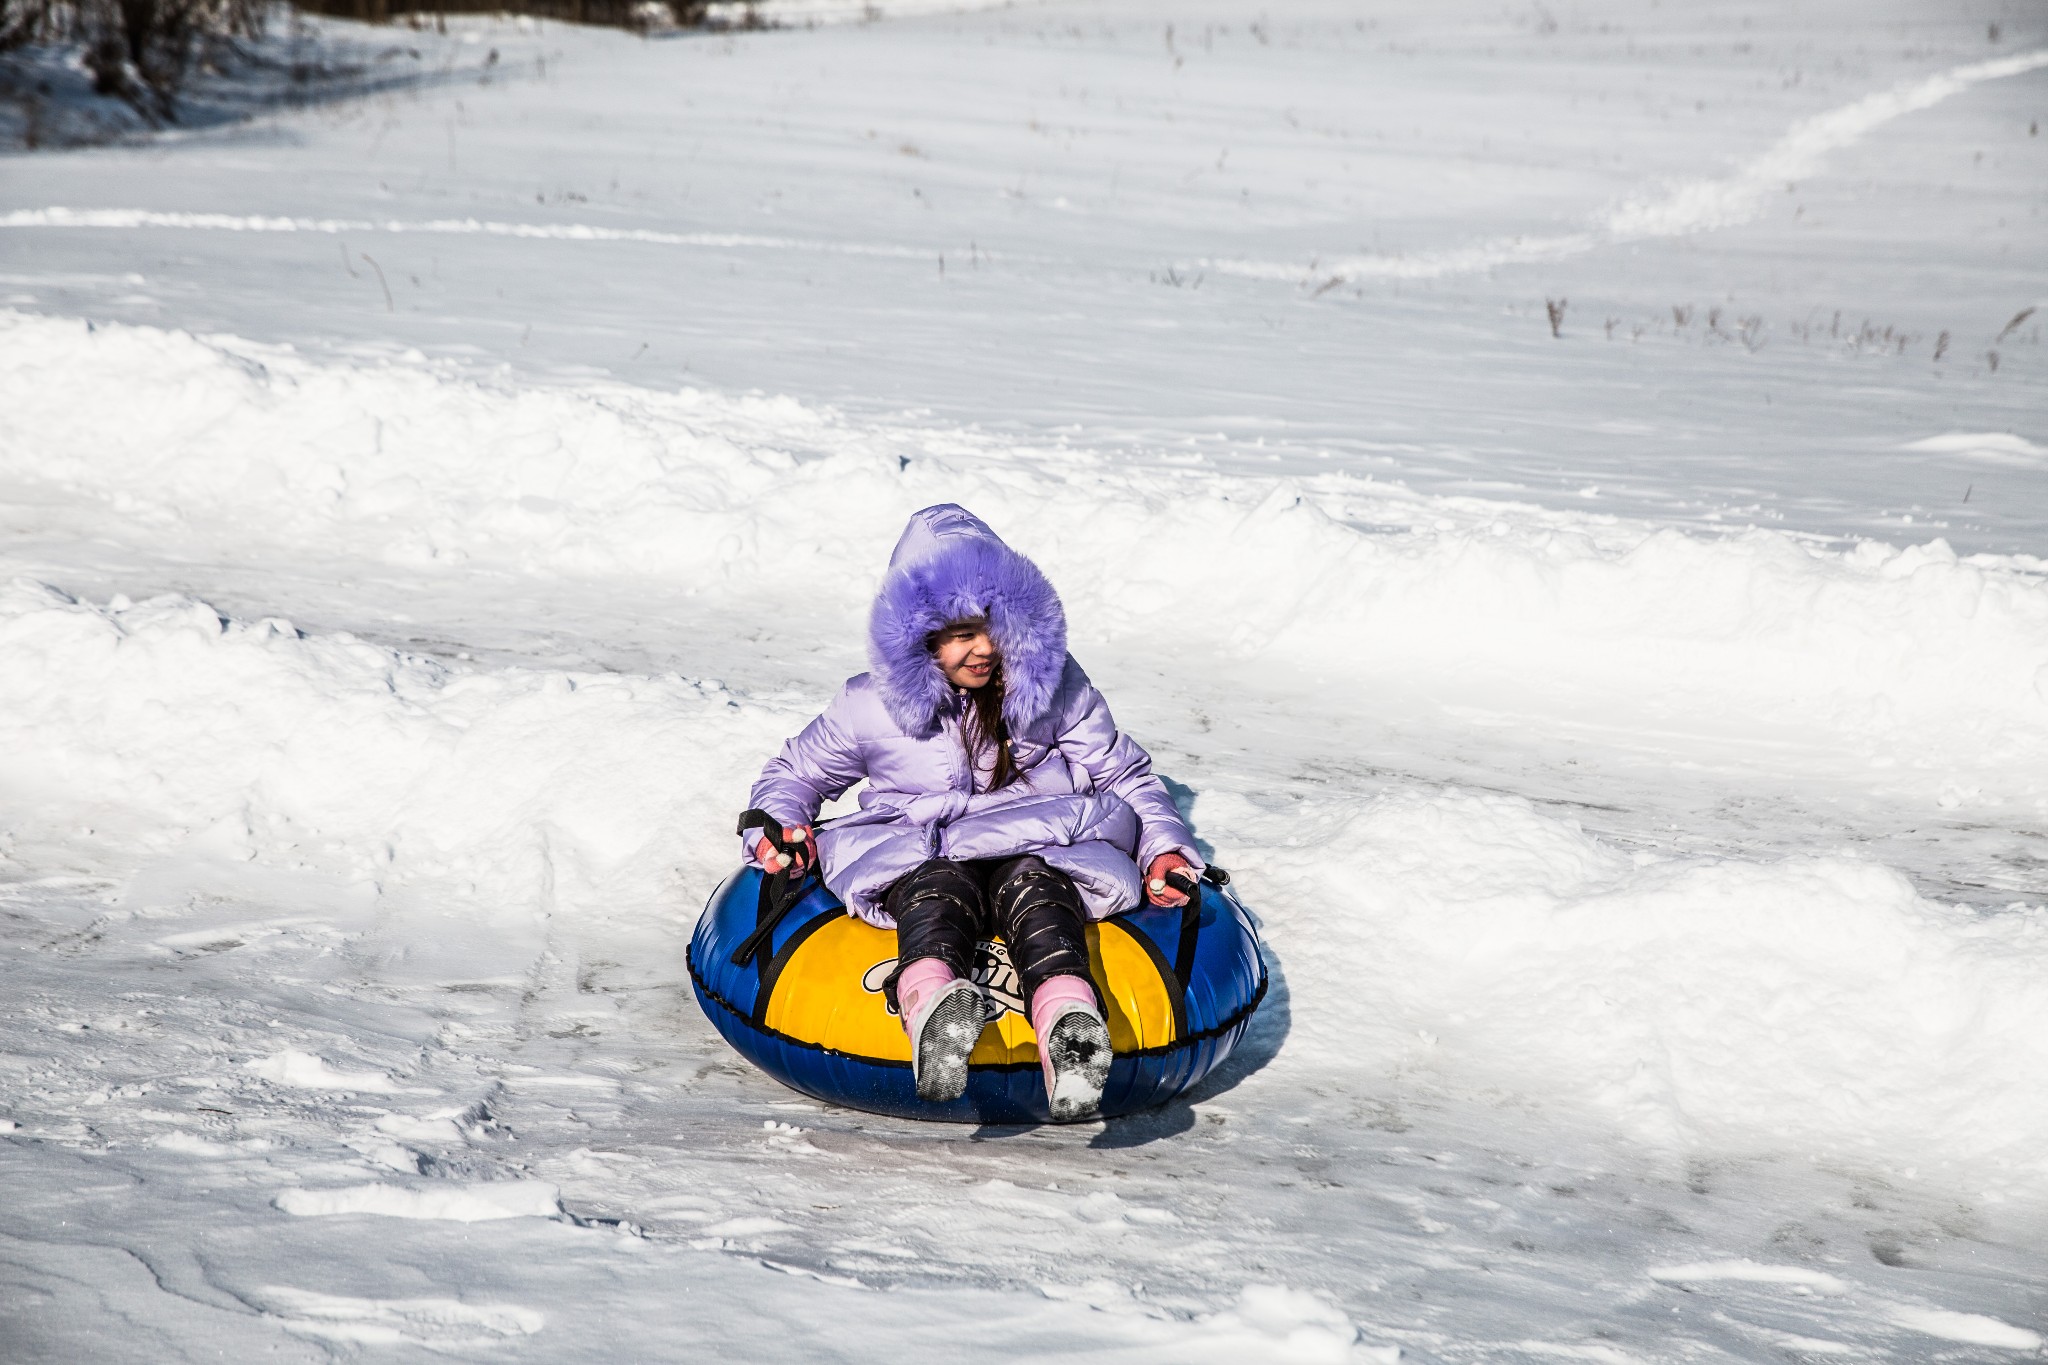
xmin=933 ymin=620 xmax=1020 ymax=791
xmin=963 ymin=662 xmax=1019 ymax=791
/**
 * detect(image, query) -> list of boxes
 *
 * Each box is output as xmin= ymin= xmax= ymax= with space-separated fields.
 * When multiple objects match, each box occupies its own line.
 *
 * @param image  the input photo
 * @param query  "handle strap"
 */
xmin=1166 ymin=864 xmax=1229 ymax=1007
xmin=730 ymin=808 xmax=818 ymax=970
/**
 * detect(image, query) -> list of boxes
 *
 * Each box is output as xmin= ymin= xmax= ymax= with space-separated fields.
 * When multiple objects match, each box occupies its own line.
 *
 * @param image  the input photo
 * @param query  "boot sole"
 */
xmin=1043 ymin=1009 xmax=1112 ymax=1122
xmin=914 ymin=984 xmax=985 ymax=1103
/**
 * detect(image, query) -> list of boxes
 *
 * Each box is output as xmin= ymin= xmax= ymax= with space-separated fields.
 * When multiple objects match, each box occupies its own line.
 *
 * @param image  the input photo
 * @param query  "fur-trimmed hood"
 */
xmin=867 ymin=504 xmax=1067 ymax=737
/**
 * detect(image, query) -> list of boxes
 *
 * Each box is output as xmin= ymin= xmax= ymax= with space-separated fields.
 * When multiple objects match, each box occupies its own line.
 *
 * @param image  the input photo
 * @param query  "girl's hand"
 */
xmin=754 ymin=825 xmax=816 ymax=874
xmin=1144 ymin=852 xmax=1196 ymax=907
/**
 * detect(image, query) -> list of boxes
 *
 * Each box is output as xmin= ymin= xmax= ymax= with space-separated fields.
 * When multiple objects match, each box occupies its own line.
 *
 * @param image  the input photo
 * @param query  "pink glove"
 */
xmin=1144 ymin=852 xmax=1195 ymax=907
xmin=754 ymin=825 xmax=816 ymax=874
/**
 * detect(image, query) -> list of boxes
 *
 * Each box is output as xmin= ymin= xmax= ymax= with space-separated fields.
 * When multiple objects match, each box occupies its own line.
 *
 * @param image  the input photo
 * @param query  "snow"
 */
xmin=1647 ymin=1260 xmax=1851 ymax=1294
xmin=2 ymin=0 xmax=2046 ymax=1359
xmin=1603 ymin=50 xmax=2048 ymax=239
xmin=1907 ymin=431 xmax=2048 ymax=466
xmin=246 ymin=1285 xmax=548 ymax=1349
xmin=1888 ymin=1307 xmax=2045 ymax=1351
xmin=245 ymin=1049 xmax=419 ymax=1093
xmin=274 ymin=1181 xmax=566 ymax=1220
xmin=1216 ymin=47 xmax=2048 ymax=279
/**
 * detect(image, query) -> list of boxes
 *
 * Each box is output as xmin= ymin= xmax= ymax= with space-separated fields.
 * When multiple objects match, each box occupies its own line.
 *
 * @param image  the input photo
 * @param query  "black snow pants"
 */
xmin=883 ymin=855 xmax=1095 ymax=1011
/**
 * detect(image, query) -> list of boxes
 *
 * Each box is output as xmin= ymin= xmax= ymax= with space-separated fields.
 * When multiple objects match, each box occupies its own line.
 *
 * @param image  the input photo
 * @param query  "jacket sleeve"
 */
xmin=745 ymin=684 xmax=869 ymax=855
xmin=1052 ymin=661 xmax=1203 ymax=874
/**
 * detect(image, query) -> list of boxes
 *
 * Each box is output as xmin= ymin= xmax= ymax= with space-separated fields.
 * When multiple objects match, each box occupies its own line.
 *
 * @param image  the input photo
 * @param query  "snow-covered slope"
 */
xmin=7 ymin=310 xmax=2046 ymax=794
xmin=2 ymin=0 xmax=2045 ymax=1360
xmin=6 ymin=316 xmax=2048 ymax=1186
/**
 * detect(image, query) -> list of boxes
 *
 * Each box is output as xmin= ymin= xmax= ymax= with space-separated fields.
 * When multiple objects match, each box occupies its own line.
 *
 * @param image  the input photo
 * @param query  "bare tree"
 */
xmin=2 ymin=0 xmax=265 ymax=123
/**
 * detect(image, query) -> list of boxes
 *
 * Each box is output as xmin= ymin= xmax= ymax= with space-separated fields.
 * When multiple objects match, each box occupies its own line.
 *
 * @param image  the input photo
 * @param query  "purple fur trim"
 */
xmin=867 ymin=511 xmax=1067 ymax=737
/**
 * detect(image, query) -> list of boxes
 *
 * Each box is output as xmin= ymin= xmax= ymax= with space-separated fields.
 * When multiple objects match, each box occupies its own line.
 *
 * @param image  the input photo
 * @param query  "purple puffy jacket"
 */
xmin=746 ymin=504 xmax=1202 ymax=926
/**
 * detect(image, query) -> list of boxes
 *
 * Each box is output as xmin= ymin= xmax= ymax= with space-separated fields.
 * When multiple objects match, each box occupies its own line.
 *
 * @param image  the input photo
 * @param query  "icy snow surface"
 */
xmin=2 ymin=0 xmax=2046 ymax=1360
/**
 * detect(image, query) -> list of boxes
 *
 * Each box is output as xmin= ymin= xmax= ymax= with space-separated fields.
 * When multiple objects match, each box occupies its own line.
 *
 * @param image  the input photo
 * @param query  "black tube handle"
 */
xmin=738 ymin=808 xmax=792 ymax=854
xmin=1165 ymin=865 xmax=1230 ymax=1006
xmin=731 ymin=808 xmax=817 ymax=969
xmin=1161 ymin=864 xmax=1228 ymax=914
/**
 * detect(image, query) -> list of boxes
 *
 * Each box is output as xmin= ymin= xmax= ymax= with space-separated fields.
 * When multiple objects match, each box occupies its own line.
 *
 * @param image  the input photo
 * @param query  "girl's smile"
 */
xmin=933 ymin=622 xmax=997 ymax=689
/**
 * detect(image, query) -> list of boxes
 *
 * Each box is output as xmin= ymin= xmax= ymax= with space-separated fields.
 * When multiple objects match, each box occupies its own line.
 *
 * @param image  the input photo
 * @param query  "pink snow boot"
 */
xmin=897 ymin=958 xmax=985 ymax=1103
xmin=1031 ymin=976 xmax=1111 ymax=1123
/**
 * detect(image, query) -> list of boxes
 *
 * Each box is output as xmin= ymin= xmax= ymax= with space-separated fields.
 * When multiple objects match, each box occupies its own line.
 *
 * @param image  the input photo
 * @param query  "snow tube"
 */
xmin=687 ymin=865 xmax=1267 ymax=1123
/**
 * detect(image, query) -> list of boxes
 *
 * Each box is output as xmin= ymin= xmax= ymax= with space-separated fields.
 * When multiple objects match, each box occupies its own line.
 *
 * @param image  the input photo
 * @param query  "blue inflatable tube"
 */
xmin=687 ymin=866 xmax=1267 ymax=1124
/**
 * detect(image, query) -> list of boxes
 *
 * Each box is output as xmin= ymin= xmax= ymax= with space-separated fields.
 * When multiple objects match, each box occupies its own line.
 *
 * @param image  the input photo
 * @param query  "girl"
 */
xmin=744 ymin=505 xmax=1203 ymax=1122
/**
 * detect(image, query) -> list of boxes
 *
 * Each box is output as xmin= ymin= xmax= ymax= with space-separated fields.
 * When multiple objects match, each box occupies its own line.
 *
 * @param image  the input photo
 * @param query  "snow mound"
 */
xmin=251 ymin=1286 xmax=544 ymax=1349
xmin=1888 ymin=1308 xmax=2042 ymax=1350
xmin=1906 ymin=432 xmax=2047 ymax=468
xmin=4 ymin=313 xmax=2047 ymax=1188
xmin=0 ymin=578 xmax=792 ymax=915
xmin=4 ymin=578 xmax=2047 ymax=1187
xmin=1198 ymin=1284 xmax=1372 ymax=1364
xmin=244 ymin=1049 xmax=409 ymax=1093
xmin=3 ymin=310 xmax=2046 ymax=793
xmin=274 ymin=1181 xmax=563 ymax=1222
xmin=1647 ymin=1261 xmax=1849 ymax=1294
xmin=1225 ymin=785 xmax=2048 ymax=1183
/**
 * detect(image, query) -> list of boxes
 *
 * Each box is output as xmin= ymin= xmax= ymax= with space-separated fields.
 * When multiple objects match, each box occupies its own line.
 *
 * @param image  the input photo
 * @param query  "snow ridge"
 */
xmin=5 ymin=577 xmax=2048 ymax=1185
xmin=0 ymin=206 xmax=939 ymax=259
xmin=4 ymin=310 xmax=2044 ymax=793
xmin=4 ymin=311 xmax=2048 ymax=1187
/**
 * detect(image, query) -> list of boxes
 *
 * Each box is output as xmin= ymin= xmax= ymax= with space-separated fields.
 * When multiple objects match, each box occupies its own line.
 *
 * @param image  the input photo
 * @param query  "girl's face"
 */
xmin=933 ymin=622 xmax=997 ymax=689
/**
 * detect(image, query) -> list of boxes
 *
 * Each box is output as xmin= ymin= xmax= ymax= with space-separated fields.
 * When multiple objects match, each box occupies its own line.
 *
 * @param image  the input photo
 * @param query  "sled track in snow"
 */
xmin=1206 ymin=49 xmax=2048 ymax=282
xmin=6 ymin=50 xmax=2042 ymax=290
xmin=0 ymin=207 xmax=946 ymax=261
